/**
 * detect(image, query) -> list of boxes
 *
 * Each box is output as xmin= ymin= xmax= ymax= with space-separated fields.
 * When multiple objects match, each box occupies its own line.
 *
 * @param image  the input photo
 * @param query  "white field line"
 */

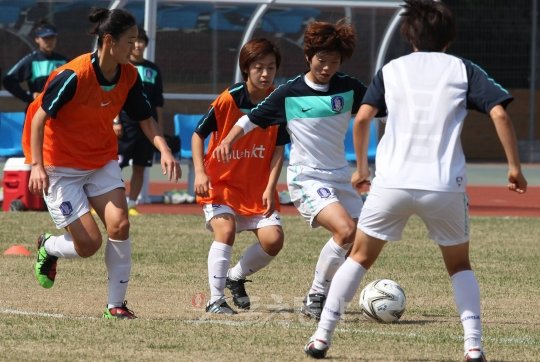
xmin=1 ymin=308 xmax=537 ymax=346
xmin=0 ymin=307 xmax=99 ymax=320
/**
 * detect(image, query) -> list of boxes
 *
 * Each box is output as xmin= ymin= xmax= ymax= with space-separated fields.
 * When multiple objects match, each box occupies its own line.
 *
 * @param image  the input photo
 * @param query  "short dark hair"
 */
xmin=137 ymin=27 xmax=149 ymax=44
xmin=303 ymin=19 xmax=356 ymax=64
xmin=239 ymin=38 xmax=281 ymax=81
xmin=400 ymin=0 xmax=456 ymax=51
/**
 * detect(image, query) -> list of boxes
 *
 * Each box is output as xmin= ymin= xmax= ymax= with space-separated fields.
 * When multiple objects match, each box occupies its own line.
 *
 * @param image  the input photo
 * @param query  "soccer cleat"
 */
xmin=304 ymin=337 xmax=329 ymax=359
xmin=103 ymin=300 xmax=137 ymax=320
xmin=464 ymin=347 xmax=487 ymax=362
xmin=301 ymin=293 xmax=326 ymax=320
xmin=128 ymin=207 xmax=140 ymax=216
xmin=205 ymin=297 xmax=238 ymax=315
xmin=34 ymin=233 xmax=58 ymax=289
xmin=225 ymin=277 xmax=251 ymax=310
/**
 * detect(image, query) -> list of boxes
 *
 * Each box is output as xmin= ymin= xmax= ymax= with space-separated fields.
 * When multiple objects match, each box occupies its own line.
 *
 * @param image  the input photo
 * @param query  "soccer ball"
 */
xmin=359 ymin=279 xmax=406 ymax=323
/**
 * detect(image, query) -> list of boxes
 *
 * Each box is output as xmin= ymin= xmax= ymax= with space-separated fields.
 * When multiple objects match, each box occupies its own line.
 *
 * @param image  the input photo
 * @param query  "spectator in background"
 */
xmin=3 ymin=20 xmax=68 ymax=107
xmin=114 ymin=27 xmax=165 ymax=216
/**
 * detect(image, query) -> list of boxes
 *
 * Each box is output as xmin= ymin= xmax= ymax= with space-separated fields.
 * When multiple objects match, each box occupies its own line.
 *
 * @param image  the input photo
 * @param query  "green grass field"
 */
xmin=0 ymin=212 xmax=539 ymax=361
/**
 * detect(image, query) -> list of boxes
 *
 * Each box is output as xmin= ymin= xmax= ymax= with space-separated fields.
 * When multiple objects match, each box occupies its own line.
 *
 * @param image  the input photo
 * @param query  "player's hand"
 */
xmin=194 ymin=171 xmax=211 ymax=197
xmin=351 ymin=169 xmax=371 ymax=192
xmin=507 ymin=169 xmax=527 ymax=194
xmin=161 ymin=152 xmax=180 ymax=182
xmin=113 ymin=123 xmax=123 ymax=138
xmin=212 ymin=141 xmax=232 ymax=163
xmin=29 ymin=164 xmax=49 ymax=196
xmin=262 ymin=189 xmax=275 ymax=218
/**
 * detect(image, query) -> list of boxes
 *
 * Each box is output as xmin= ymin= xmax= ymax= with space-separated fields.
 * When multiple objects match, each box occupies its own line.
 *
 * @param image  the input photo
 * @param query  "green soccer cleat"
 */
xmin=34 ymin=233 xmax=57 ymax=289
xmin=103 ymin=301 xmax=137 ymax=320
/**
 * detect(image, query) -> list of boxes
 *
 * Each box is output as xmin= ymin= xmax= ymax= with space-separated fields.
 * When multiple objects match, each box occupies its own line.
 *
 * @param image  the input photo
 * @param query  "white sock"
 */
xmin=228 ymin=242 xmax=274 ymax=281
xmin=317 ymin=258 xmax=367 ymax=344
xmin=452 ymin=270 xmax=482 ymax=352
xmin=44 ymin=233 xmax=80 ymax=258
xmin=105 ymin=238 xmax=132 ymax=308
xmin=127 ymin=199 xmax=137 ymax=209
xmin=208 ymin=241 xmax=232 ymax=304
xmin=309 ymin=238 xmax=350 ymax=295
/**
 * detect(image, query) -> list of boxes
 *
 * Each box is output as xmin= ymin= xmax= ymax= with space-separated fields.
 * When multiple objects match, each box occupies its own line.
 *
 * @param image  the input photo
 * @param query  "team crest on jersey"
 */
xmin=144 ymin=68 xmax=153 ymax=80
xmin=59 ymin=201 xmax=73 ymax=216
xmin=317 ymin=187 xmax=332 ymax=199
xmin=331 ymin=96 xmax=344 ymax=113
xmin=456 ymin=176 xmax=463 ymax=187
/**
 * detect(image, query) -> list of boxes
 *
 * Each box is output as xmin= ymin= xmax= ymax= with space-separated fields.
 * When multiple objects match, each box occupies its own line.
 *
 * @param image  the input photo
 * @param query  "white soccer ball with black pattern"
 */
xmin=359 ymin=279 xmax=406 ymax=323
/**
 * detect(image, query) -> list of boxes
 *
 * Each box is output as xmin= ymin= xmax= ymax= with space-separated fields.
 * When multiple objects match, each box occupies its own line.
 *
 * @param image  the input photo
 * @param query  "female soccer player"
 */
xmin=213 ymin=20 xmax=369 ymax=319
xmin=304 ymin=1 xmax=528 ymax=360
xmin=192 ymin=38 xmax=288 ymax=314
xmin=22 ymin=8 xmax=179 ymax=319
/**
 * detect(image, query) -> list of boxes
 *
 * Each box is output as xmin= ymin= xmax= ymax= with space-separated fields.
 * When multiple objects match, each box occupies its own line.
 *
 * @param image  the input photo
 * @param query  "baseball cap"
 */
xmin=35 ymin=24 xmax=57 ymax=38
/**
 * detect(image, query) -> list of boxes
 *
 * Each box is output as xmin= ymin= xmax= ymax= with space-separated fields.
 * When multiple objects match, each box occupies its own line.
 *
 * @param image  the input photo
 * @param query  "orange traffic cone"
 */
xmin=3 ymin=245 xmax=31 ymax=256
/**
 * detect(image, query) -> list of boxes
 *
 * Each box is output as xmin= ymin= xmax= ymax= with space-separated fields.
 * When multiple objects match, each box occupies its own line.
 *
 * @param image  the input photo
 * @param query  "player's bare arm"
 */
xmin=262 ymin=144 xmax=285 ymax=217
xmin=352 ymin=104 xmax=377 ymax=188
xmin=212 ymin=124 xmax=245 ymax=162
xmin=192 ymin=132 xmax=210 ymax=197
xmin=28 ymin=107 xmax=49 ymax=195
xmin=139 ymin=117 xmax=180 ymax=181
xmin=489 ymin=105 xmax=528 ymax=193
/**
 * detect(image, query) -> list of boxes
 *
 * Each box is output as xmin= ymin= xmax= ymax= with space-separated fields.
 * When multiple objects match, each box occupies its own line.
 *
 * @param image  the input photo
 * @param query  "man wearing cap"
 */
xmin=3 ymin=20 xmax=68 ymax=107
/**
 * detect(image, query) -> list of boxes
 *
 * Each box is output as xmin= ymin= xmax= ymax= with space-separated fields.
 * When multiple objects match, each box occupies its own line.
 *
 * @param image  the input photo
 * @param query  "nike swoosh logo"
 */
xmin=213 ymin=275 xmax=227 ymax=279
xmin=120 ymin=280 xmax=129 ymax=283
xmin=100 ymin=101 xmax=111 ymax=107
xmin=301 ymin=107 xmax=312 ymax=112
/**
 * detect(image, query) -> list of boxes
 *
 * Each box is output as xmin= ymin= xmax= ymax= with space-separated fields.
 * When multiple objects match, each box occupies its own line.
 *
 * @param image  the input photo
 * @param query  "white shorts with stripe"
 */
xmin=202 ymin=204 xmax=282 ymax=233
xmin=44 ymin=160 xmax=125 ymax=228
xmin=358 ymin=186 xmax=469 ymax=246
xmin=287 ymin=164 xmax=363 ymax=228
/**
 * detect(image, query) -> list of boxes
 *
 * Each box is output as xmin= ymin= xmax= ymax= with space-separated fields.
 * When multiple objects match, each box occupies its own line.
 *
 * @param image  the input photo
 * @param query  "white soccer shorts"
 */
xmin=359 ymin=186 xmax=469 ymax=246
xmin=287 ymin=164 xmax=363 ymax=228
xmin=202 ymin=204 xmax=282 ymax=233
xmin=44 ymin=160 xmax=125 ymax=228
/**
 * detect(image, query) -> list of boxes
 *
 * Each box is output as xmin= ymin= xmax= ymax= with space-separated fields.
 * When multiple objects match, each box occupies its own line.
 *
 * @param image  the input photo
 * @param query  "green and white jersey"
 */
xmin=248 ymin=72 xmax=367 ymax=170
xmin=3 ymin=50 xmax=67 ymax=103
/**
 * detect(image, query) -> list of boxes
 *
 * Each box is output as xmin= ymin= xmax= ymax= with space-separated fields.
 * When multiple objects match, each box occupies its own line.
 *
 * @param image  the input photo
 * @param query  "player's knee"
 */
xmin=334 ymin=220 xmax=357 ymax=244
xmin=214 ymin=229 xmax=236 ymax=244
xmin=260 ymin=229 xmax=284 ymax=256
xmin=447 ymin=263 xmax=472 ymax=277
xmin=74 ymin=234 xmax=102 ymax=258
xmin=107 ymin=217 xmax=130 ymax=240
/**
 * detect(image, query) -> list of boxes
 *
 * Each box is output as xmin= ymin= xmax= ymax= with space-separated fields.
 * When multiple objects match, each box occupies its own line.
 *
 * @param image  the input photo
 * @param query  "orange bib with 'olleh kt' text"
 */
xmin=22 ymin=53 xmax=139 ymax=169
xmin=197 ymin=90 xmax=281 ymax=216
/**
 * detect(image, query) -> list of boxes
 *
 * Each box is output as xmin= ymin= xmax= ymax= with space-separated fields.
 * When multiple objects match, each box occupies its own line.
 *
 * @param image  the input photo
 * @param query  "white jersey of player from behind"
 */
xmin=366 ymin=52 xmax=512 ymax=192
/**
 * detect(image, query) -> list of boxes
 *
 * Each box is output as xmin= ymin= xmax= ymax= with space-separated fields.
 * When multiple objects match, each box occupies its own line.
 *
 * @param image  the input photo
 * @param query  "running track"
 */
xmin=137 ymin=182 xmax=540 ymax=218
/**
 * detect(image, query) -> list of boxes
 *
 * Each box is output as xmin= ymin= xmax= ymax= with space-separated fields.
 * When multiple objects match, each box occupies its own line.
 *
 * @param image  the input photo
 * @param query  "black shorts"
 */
xmin=118 ymin=125 xmax=155 ymax=168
